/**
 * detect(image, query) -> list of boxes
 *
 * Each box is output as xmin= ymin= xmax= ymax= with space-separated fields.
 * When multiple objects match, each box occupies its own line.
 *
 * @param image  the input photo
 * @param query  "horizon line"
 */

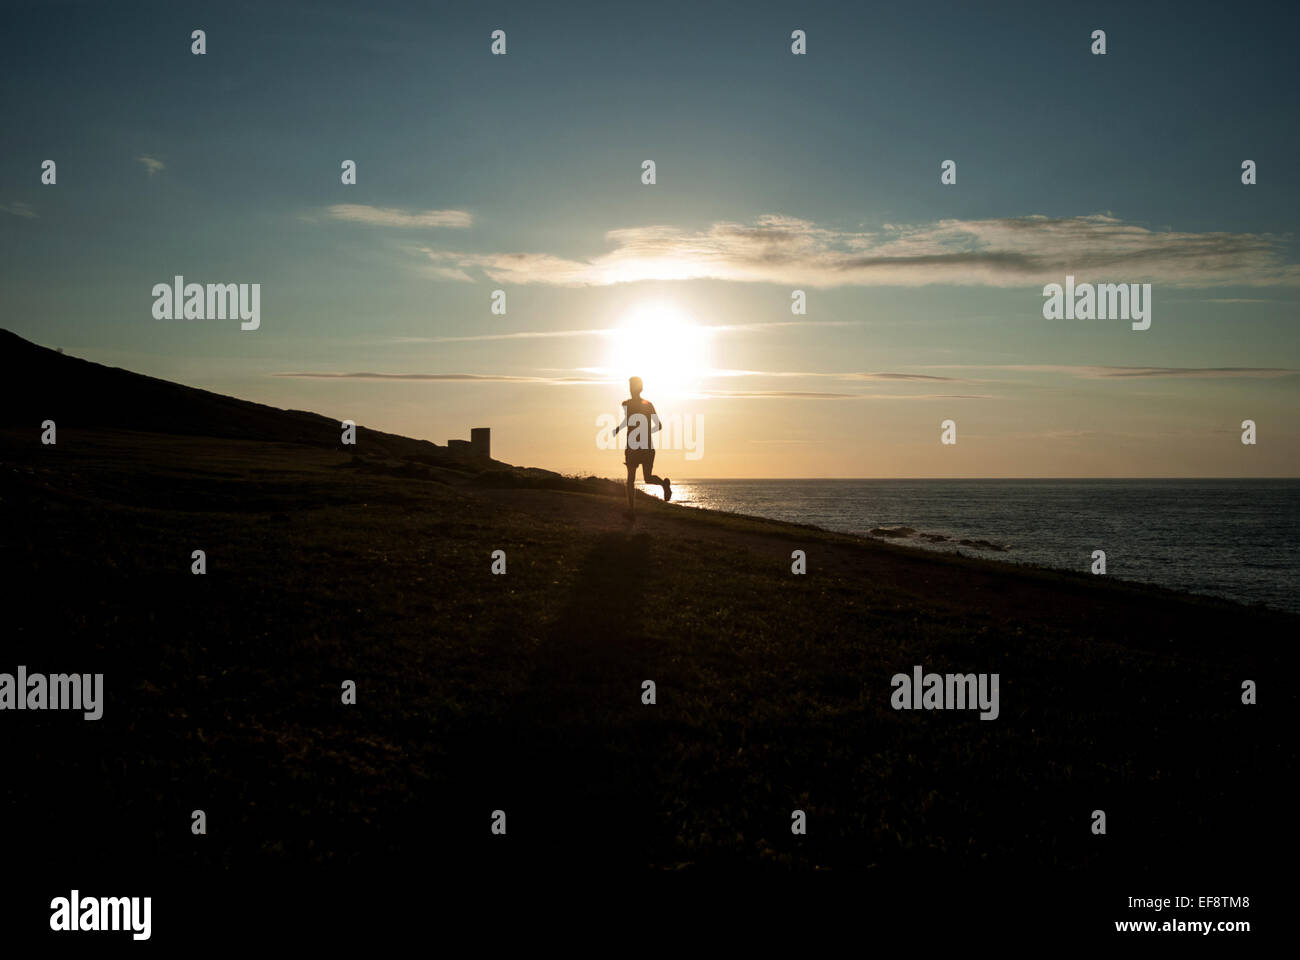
xmin=598 ymin=475 xmax=1300 ymax=481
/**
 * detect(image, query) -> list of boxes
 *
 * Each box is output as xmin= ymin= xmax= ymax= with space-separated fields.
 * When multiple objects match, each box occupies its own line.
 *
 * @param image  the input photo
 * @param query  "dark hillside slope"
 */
xmin=0 ymin=329 xmax=476 ymax=464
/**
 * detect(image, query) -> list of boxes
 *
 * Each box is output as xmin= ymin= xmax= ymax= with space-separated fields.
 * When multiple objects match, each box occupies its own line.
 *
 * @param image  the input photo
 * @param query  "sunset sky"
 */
xmin=2 ymin=0 xmax=1297 ymax=477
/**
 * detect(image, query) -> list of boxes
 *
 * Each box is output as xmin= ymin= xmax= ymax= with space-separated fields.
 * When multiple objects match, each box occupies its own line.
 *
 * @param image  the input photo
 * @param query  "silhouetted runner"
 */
xmin=612 ymin=376 xmax=671 ymax=513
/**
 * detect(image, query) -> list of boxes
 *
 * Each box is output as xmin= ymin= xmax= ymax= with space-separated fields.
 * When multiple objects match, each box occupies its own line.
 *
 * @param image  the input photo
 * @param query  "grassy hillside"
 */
xmin=2 ymin=418 xmax=1290 ymax=882
xmin=0 ymin=328 xmax=490 ymax=464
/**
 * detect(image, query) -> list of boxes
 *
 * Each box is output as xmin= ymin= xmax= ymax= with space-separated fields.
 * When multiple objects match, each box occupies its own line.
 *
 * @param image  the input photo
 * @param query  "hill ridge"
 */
xmin=0 ymin=328 xmax=497 ymax=466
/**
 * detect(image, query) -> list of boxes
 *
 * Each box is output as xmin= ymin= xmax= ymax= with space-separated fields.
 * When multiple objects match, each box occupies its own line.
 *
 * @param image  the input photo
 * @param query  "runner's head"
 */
xmin=629 ymin=376 xmax=643 ymax=397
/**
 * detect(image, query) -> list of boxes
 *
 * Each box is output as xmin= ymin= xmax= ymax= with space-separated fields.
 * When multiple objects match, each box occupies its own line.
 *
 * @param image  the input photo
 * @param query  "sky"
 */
xmin=2 ymin=0 xmax=1298 ymax=478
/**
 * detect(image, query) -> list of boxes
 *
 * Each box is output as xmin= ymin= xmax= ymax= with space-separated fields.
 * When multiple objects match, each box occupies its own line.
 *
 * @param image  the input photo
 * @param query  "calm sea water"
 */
xmin=658 ymin=479 xmax=1300 ymax=614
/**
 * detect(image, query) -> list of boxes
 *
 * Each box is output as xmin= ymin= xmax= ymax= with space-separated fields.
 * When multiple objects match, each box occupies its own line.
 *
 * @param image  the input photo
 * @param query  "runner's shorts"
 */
xmin=625 ymin=448 xmax=655 ymax=471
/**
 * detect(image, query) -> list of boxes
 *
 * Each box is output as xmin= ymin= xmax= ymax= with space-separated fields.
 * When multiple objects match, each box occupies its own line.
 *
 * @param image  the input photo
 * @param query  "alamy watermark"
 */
xmin=50 ymin=891 xmax=150 ymax=940
xmin=0 ymin=666 xmax=103 ymax=720
xmin=151 ymin=275 xmax=260 ymax=330
xmin=1042 ymin=275 xmax=1151 ymax=331
xmin=891 ymin=665 xmax=999 ymax=720
xmin=595 ymin=411 xmax=704 ymax=460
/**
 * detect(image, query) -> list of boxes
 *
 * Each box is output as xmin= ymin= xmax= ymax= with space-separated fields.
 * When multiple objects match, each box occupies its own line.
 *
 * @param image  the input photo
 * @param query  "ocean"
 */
xmin=659 ymin=479 xmax=1300 ymax=614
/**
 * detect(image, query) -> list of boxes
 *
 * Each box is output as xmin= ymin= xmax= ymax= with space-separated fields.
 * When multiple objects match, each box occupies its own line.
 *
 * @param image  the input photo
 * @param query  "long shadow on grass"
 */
xmin=457 ymin=530 xmax=672 ymax=871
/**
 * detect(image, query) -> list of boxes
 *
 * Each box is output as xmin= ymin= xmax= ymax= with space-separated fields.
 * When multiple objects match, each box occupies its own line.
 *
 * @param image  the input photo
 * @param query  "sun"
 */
xmin=603 ymin=301 xmax=710 ymax=398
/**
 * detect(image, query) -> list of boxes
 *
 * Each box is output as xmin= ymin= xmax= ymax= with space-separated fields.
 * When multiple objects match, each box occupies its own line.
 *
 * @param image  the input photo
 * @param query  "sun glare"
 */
xmin=603 ymin=301 xmax=711 ymax=397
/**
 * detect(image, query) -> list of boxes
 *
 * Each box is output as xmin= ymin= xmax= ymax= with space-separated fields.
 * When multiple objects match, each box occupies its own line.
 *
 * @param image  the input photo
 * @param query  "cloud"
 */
xmin=696 ymin=390 xmax=993 ymax=400
xmin=845 ymin=372 xmax=958 ymax=382
xmin=137 ymin=155 xmax=165 ymax=176
xmin=565 ymin=364 xmax=967 ymax=383
xmin=395 ymin=328 xmax=617 ymax=345
xmin=274 ymin=371 xmax=606 ymax=384
xmin=700 ymin=390 xmax=863 ymax=399
xmin=417 ymin=213 xmax=1300 ymax=288
xmin=324 ymin=204 xmax=473 ymax=228
xmin=0 ymin=202 xmax=37 ymax=219
xmin=697 ymin=368 xmax=960 ymax=382
xmin=390 ymin=319 xmax=861 ymax=345
xmin=992 ymin=364 xmax=1299 ymax=379
xmin=271 ymin=369 xmax=982 ymax=397
xmin=1092 ymin=366 xmax=1298 ymax=378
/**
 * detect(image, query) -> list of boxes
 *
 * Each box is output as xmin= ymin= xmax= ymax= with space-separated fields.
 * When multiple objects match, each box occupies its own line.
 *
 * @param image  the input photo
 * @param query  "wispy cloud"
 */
xmin=701 ymin=390 xmax=862 ymax=399
xmin=417 ymin=213 xmax=1300 ymax=288
xmin=274 ymin=371 xmax=605 ymax=384
xmin=696 ymin=390 xmax=993 ymax=400
xmin=0 ymin=201 xmax=37 ymax=219
xmin=271 ymin=368 xmax=982 ymax=396
xmin=692 ymin=369 xmax=961 ymax=382
xmin=395 ymin=328 xmax=616 ymax=345
xmin=1091 ymin=366 xmax=1298 ymax=378
xmin=137 ymin=155 xmax=165 ymax=176
xmin=324 ymin=204 xmax=473 ymax=228
xmin=390 ymin=319 xmax=860 ymax=345
xmin=846 ymin=371 xmax=958 ymax=382
xmin=990 ymin=364 xmax=1299 ymax=379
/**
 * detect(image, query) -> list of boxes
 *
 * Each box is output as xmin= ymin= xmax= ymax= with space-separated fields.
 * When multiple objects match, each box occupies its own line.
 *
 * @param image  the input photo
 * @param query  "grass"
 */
xmin=1 ymin=425 xmax=1291 ymax=879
